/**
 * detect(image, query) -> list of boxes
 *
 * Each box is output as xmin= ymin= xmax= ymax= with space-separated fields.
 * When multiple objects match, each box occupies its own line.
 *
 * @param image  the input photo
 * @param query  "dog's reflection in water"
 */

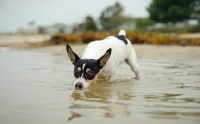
xmin=68 ymin=79 xmax=136 ymax=121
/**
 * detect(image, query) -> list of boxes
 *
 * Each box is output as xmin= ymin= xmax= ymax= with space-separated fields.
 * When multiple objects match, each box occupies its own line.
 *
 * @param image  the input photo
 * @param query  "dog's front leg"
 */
xmin=108 ymin=69 xmax=118 ymax=82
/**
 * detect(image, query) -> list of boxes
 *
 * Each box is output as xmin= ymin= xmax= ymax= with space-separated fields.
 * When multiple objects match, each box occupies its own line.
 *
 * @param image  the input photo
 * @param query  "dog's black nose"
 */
xmin=75 ymin=82 xmax=83 ymax=89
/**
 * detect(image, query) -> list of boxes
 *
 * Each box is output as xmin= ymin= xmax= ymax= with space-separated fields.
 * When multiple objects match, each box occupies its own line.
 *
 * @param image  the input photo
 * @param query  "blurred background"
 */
xmin=1 ymin=1 xmax=200 ymax=123
xmin=0 ymin=0 xmax=200 ymax=46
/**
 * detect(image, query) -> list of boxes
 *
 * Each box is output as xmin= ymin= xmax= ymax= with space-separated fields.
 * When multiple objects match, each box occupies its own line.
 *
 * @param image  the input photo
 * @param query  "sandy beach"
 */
xmin=0 ymin=34 xmax=199 ymax=62
xmin=0 ymin=34 xmax=200 ymax=61
xmin=27 ymin=44 xmax=200 ymax=61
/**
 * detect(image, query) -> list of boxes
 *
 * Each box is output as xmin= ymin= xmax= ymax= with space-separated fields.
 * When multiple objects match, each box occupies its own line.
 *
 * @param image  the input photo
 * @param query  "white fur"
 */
xmin=119 ymin=29 xmax=126 ymax=36
xmin=82 ymin=30 xmax=140 ymax=81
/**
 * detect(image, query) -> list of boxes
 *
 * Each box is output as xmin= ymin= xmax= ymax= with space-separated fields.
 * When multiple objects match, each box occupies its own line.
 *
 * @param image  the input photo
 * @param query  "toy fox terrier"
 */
xmin=66 ymin=30 xmax=140 ymax=89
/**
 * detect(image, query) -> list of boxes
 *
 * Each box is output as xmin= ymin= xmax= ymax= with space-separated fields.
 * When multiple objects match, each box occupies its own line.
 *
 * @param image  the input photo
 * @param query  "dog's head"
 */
xmin=66 ymin=44 xmax=111 ymax=89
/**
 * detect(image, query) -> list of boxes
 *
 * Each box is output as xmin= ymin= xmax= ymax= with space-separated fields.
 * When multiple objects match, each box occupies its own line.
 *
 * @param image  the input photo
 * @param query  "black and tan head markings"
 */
xmin=74 ymin=60 xmax=101 ymax=80
xmin=86 ymin=68 xmax=90 ymax=73
xmin=66 ymin=44 xmax=112 ymax=88
xmin=74 ymin=69 xmax=80 ymax=78
xmin=71 ymin=49 xmax=111 ymax=81
xmin=85 ymin=70 xmax=95 ymax=80
xmin=77 ymin=67 xmax=81 ymax=72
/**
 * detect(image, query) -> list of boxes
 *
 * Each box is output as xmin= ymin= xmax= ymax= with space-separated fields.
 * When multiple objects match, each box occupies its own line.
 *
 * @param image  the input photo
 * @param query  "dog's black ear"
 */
xmin=97 ymin=48 xmax=112 ymax=68
xmin=66 ymin=44 xmax=80 ymax=65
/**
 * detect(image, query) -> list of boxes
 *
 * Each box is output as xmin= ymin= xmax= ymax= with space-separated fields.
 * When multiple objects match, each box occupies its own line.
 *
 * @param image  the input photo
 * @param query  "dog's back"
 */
xmin=82 ymin=30 xmax=139 ymax=79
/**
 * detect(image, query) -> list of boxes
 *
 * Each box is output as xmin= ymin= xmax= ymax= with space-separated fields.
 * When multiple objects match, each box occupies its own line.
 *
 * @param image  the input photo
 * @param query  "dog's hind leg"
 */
xmin=125 ymin=52 xmax=140 ymax=79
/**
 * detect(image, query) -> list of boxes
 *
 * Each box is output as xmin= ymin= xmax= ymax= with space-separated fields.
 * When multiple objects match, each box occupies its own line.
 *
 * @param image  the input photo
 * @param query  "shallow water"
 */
xmin=0 ymin=49 xmax=200 ymax=124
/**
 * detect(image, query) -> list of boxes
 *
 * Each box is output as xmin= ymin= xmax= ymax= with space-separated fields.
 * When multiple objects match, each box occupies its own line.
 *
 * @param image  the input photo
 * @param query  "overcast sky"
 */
xmin=0 ymin=0 xmax=151 ymax=33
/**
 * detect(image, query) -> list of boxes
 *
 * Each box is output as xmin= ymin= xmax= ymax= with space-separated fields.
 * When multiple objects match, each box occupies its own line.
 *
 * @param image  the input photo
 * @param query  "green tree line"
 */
xmin=76 ymin=0 xmax=200 ymax=33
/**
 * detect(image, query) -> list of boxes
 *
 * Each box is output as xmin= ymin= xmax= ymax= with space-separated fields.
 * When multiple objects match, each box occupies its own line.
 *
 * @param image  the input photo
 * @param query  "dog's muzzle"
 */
xmin=75 ymin=82 xmax=83 ymax=89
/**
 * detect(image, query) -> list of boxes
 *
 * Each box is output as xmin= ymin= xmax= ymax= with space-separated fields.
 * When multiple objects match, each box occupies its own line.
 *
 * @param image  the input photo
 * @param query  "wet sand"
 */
xmin=27 ymin=44 xmax=200 ymax=61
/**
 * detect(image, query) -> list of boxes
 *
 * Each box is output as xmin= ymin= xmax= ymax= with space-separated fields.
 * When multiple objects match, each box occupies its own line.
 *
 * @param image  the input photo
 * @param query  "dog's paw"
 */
xmin=133 ymin=76 xmax=140 ymax=80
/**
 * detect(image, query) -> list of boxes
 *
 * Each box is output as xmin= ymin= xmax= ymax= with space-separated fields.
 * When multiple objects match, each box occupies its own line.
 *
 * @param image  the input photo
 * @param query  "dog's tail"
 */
xmin=119 ymin=29 xmax=126 ymax=36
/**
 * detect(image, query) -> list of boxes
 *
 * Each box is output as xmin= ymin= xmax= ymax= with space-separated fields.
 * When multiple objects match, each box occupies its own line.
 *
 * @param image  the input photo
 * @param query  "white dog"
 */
xmin=66 ymin=30 xmax=140 ymax=89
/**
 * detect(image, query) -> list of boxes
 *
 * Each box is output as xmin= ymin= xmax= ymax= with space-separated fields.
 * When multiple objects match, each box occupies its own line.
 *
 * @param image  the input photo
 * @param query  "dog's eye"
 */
xmin=86 ymin=72 xmax=95 ymax=80
xmin=74 ymin=71 xmax=80 ymax=78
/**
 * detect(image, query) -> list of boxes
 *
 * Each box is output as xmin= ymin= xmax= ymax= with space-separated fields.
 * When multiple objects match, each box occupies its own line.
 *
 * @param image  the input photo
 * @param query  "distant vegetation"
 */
xmin=29 ymin=30 xmax=200 ymax=47
xmin=73 ymin=2 xmax=132 ymax=32
xmin=22 ymin=1 xmax=200 ymax=35
xmin=73 ymin=1 xmax=200 ymax=33
xmin=99 ymin=2 xmax=132 ymax=31
xmin=143 ymin=0 xmax=200 ymax=33
xmin=147 ymin=0 xmax=200 ymax=23
xmin=30 ymin=1 xmax=200 ymax=47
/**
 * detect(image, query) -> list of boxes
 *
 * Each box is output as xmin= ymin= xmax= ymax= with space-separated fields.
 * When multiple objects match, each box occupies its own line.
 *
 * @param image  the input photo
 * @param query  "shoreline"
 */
xmin=21 ymin=44 xmax=200 ymax=62
xmin=0 ymin=34 xmax=200 ymax=62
